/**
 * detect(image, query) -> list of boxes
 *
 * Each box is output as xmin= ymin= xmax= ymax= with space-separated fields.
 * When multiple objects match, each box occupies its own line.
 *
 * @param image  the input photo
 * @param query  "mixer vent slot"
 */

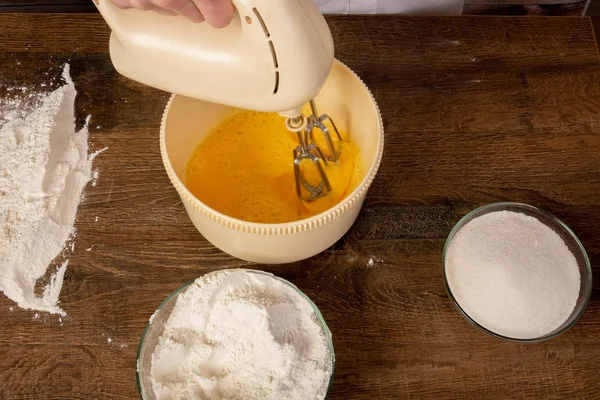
xmin=268 ymin=41 xmax=278 ymax=68
xmin=253 ymin=8 xmax=279 ymax=95
xmin=253 ymin=8 xmax=270 ymax=37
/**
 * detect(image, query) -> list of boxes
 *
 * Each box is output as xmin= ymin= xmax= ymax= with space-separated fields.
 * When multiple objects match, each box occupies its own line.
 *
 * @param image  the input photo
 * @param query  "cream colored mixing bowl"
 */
xmin=160 ymin=59 xmax=384 ymax=264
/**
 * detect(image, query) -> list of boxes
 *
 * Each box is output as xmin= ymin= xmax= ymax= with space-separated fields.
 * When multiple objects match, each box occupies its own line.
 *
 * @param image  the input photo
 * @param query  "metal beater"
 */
xmin=286 ymin=99 xmax=343 ymax=202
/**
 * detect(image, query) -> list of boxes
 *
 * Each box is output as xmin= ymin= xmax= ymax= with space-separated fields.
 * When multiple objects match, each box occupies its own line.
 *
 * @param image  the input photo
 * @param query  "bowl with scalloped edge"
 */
xmin=159 ymin=59 xmax=384 ymax=264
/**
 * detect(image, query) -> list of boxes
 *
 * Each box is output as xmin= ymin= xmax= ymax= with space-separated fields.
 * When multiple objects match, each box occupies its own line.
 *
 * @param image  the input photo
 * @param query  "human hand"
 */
xmin=111 ymin=0 xmax=235 ymax=28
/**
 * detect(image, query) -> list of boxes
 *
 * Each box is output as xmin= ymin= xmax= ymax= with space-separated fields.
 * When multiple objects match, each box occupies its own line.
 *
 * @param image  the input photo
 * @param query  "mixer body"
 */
xmin=94 ymin=0 xmax=334 ymax=118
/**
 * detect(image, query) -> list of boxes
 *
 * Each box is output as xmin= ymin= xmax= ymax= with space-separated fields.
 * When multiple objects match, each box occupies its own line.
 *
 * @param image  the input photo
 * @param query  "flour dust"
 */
xmin=0 ymin=64 xmax=103 ymax=316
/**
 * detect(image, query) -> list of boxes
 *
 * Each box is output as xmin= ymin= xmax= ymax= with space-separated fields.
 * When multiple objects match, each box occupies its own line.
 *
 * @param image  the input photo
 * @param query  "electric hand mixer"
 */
xmin=94 ymin=0 xmax=343 ymax=202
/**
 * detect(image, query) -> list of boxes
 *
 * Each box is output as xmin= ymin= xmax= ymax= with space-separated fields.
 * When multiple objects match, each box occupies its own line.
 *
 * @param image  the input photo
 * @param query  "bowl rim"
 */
xmin=441 ymin=201 xmax=593 ymax=343
xmin=159 ymin=58 xmax=384 ymax=236
xmin=136 ymin=268 xmax=336 ymax=399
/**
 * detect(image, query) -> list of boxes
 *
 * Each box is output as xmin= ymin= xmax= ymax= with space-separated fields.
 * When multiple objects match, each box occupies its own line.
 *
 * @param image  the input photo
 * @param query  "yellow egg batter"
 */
xmin=185 ymin=109 xmax=364 ymax=224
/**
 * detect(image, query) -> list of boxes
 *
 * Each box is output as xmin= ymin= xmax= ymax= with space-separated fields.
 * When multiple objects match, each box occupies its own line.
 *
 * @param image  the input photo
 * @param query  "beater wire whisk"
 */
xmin=306 ymin=99 xmax=343 ymax=162
xmin=287 ymin=99 xmax=343 ymax=202
xmin=287 ymin=114 xmax=331 ymax=202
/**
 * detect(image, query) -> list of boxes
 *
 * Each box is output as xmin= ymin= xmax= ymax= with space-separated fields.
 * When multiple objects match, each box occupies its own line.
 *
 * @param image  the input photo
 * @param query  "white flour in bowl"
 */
xmin=150 ymin=269 xmax=333 ymax=400
xmin=0 ymin=64 xmax=101 ymax=316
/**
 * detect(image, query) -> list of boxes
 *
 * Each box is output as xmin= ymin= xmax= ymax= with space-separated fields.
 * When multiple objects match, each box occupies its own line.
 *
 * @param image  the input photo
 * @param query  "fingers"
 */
xmin=191 ymin=0 xmax=234 ymax=28
xmin=111 ymin=0 xmax=233 ymax=27
xmin=177 ymin=2 xmax=206 ymax=22
xmin=112 ymin=0 xmax=192 ymax=20
xmin=154 ymin=0 xmax=205 ymax=22
xmin=126 ymin=0 xmax=154 ymax=10
xmin=152 ymin=7 xmax=178 ymax=16
xmin=112 ymin=0 xmax=135 ymax=8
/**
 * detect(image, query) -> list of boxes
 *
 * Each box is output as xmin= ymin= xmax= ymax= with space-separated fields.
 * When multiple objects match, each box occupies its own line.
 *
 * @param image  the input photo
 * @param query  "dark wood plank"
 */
xmin=592 ymin=16 xmax=600 ymax=43
xmin=0 ymin=0 xmax=90 ymax=3
xmin=0 ymin=0 xmax=96 ymax=13
xmin=588 ymin=0 xmax=600 ymax=16
xmin=463 ymin=1 xmax=589 ymax=15
xmin=1 ymin=13 xmax=600 ymax=399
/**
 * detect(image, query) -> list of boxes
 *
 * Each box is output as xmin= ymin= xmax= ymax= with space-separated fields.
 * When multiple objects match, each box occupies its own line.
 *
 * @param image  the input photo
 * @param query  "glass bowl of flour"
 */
xmin=136 ymin=268 xmax=335 ymax=399
xmin=442 ymin=202 xmax=592 ymax=342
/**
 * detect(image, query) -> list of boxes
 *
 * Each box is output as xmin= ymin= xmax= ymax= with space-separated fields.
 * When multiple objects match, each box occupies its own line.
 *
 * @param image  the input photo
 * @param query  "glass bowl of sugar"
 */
xmin=136 ymin=268 xmax=335 ymax=399
xmin=442 ymin=202 xmax=592 ymax=342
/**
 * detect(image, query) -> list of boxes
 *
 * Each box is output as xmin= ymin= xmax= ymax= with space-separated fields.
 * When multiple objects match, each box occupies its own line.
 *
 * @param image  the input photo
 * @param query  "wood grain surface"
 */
xmin=1 ymin=13 xmax=600 ymax=400
xmin=0 ymin=0 xmax=96 ymax=13
xmin=463 ymin=0 xmax=589 ymax=16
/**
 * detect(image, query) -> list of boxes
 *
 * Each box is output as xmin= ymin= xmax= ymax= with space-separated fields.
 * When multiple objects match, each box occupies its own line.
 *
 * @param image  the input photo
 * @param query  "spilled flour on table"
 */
xmin=0 ymin=64 xmax=103 ymax=317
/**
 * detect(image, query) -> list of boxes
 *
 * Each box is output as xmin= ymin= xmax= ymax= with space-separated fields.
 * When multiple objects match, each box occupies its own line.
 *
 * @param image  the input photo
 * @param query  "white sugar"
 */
xmin=445 ymin=210 xmax=581 ymax=339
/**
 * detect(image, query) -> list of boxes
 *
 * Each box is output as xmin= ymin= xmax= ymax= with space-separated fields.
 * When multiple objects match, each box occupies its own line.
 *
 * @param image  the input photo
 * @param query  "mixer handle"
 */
xmin=94 ymin=0 xmax=256 ymax=35
xmin=92 ymin=0 xmax=334 ymax=117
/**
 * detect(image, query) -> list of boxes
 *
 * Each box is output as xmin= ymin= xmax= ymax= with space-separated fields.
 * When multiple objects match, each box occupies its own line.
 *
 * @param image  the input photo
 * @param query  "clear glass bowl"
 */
xmin=442 ymin=202 xmax=593 ymax=343
xmin=136 ymin=268 xmax=335 ymax=399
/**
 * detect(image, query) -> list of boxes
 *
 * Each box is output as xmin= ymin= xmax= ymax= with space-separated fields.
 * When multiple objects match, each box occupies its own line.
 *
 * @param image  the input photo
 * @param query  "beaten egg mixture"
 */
xmin=185 ymin=109 xmax=364 ymax=224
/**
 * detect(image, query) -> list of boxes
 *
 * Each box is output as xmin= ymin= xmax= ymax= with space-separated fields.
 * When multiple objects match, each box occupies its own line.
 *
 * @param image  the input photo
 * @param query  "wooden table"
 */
xmin=1 ymin=14 xmax=599 ymax=399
